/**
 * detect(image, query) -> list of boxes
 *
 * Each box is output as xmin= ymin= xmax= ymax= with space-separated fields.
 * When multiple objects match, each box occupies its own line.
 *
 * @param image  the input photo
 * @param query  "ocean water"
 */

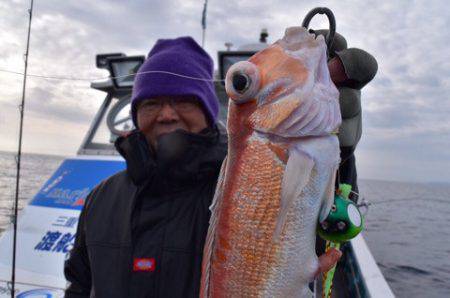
xmin=358 ymin=180 xmax=450 ymax=297
xmin=0 ymin=151 xmax=449 ymax=297
xmin=0 ymin=151 xmax=65 ymax=233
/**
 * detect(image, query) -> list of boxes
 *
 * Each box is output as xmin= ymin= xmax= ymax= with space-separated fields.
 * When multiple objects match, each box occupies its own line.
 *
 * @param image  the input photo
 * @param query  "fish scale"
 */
xmin=201 ymin=26 xmax=341 ymax=297
xmin=266 ymin=167 xmax=324 ymax=296
xmin=216 ymin=138 xmax=283 ymax=296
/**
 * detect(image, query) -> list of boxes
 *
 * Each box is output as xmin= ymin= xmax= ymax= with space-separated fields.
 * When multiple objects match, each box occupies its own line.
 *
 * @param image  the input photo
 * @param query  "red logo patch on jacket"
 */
xmin=133 ymin=258 xmax=156 ymax=272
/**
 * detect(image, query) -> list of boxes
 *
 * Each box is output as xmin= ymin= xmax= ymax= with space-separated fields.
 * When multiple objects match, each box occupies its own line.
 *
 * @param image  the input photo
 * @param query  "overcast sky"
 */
xmin=0 ymin=0 xmax=449 ymax=183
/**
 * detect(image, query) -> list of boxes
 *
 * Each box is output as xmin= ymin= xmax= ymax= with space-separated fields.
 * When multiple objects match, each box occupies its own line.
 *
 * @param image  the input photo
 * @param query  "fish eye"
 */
xmin=232 ymin=73 xmax=250 ymax=93
xmin=225 ymin=61 xmax=260 ymax=104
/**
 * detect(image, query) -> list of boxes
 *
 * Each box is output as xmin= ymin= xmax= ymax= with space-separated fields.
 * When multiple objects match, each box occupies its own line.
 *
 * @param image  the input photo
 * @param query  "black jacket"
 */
xmin=64 ymin=128 xmax=227 ymax=298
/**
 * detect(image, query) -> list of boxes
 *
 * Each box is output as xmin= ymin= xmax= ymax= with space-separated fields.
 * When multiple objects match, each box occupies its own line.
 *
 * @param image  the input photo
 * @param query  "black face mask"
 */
xmin=154 ymin=128 xmax=218 ymax=179
xmin=116 ymin=127 xmax=220 ymax=185
xmin=155 ymin=130 xmax=190 ymax=171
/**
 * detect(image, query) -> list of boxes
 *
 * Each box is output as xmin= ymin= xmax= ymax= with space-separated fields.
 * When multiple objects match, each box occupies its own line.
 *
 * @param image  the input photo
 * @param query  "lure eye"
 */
xmin=225 ymin=61 xmax=260 ymax=104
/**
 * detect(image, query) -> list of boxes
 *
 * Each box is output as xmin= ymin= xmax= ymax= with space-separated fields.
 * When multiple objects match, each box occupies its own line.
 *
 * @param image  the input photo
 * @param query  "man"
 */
xmin=316 ymin=30 xmax=377 ymax=201
xmin=64 ymin=36 xmax=339 ymax=298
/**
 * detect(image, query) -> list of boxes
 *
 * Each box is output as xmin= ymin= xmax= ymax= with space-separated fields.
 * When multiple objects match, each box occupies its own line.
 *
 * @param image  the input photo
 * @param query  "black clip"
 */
xmin=301 ymin=7 xmax=336 ymax=57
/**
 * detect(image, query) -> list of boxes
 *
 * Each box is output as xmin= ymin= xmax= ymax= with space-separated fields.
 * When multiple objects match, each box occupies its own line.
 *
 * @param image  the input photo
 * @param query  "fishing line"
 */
xmin=0 ymin=68 xmax=93 ymax=81
xmin=0 ymin=68 xmax=224 ymax=83
xmin=111 ymin=70 xmax=224 ymax=82
xmin=350 ymin=188 xmax=450 ymax=206
xmin=347 ymin=187 xmax=450 ymax=217
xmin=350 ymin=190 xmax=359 ymax=199
xmin=359 ymin=197 xmax=450 ymax=206
xmin=336 ymin=153 xmax=354 ymax=195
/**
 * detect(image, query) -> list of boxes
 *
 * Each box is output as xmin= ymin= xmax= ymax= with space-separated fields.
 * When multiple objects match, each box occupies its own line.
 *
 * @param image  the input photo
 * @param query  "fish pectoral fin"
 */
xmin=200 ymin=155 xmax=227 ymax=298
xmin=319 ymin=167 xmax=338 ymax=223
xmin=273 ymin=149 xmax=314 ymax=240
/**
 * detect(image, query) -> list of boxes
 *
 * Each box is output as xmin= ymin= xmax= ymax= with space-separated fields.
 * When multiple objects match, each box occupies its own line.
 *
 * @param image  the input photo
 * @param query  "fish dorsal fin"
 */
xmin=200 ymin=156 xmax=228 ymax=298
xmin=273 ymin=148 xmax=314 ymax=240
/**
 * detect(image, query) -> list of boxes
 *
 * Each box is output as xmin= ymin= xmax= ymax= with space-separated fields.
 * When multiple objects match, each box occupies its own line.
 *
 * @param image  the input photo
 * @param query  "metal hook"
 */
xmin=301 ymin=7 xmax=336 ymax=55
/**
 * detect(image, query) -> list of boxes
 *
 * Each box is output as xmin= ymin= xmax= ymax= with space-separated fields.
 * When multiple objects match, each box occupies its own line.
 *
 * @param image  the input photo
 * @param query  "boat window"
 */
xmin=105 ymin=96 xmax=134 ymax=140
xmin=78 ymin=95 xmax=134 ymax=155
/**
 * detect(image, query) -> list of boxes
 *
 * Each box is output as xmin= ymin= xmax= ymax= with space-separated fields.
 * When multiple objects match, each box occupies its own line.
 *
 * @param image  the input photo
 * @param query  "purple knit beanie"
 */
xmin=131 ymin=36 xmax=219 ymax=127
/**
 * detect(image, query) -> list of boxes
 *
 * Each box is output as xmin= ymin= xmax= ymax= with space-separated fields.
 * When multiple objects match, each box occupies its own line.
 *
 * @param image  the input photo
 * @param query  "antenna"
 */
xmin=201 ymin=0 xmax=208 ymax=47
xmin=260 ymin=28 xmax=268 ymax=43
xmin=11 ymin=0 xmax=34 ymax=297
xmin=224 ymin=42 xmax=233 ymax=51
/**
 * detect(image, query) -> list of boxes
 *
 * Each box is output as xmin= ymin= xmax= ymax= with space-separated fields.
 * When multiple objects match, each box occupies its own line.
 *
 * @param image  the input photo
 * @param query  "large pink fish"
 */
xmin=201 ymin=27 xmax=341 ymax=297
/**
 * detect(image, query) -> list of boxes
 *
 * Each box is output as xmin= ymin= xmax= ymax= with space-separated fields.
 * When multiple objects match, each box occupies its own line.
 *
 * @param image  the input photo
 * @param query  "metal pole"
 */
xmin=202 ymin=28 xmax=206 ymax=48
xmin=201 ymin=0 xmax=208 ymax=47
xmin=11 ymin=0 xmax=34 ymax=297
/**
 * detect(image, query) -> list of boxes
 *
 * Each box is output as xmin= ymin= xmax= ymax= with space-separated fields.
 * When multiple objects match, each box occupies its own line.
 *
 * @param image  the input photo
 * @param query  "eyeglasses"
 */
xmin=138 ymin=97 xmax=201 ymax=114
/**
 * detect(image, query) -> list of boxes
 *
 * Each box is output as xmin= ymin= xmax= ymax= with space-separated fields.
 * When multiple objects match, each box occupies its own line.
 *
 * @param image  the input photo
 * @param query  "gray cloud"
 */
xmin=0 ymin=0 xmax=449 ymax=182
xmin=365 ymin=105 xmax=419 ymax=129
xmin=25 ymin=85 xmax=95 ymax=123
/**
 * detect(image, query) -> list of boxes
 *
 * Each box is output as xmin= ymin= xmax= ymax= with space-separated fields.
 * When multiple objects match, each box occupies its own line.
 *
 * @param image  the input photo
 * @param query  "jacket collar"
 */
xmin=114 ymin=127 xmax=227 ymax=188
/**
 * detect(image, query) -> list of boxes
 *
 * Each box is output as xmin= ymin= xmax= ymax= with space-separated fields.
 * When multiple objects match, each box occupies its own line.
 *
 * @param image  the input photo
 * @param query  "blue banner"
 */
xmin=30 ymin=158 xmax=126 ymax=210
